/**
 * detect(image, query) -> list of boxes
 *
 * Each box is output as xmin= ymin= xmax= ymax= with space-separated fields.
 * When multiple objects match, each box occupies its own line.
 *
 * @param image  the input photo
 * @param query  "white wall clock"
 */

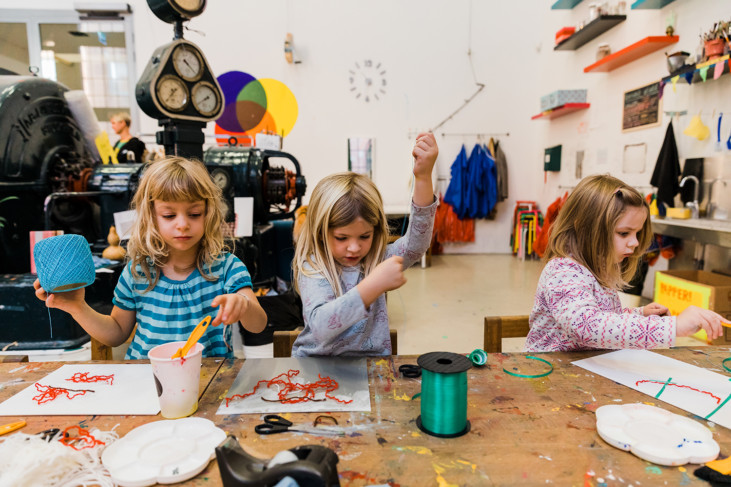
xmin=349 ymin=59 xmax=387 ymax=102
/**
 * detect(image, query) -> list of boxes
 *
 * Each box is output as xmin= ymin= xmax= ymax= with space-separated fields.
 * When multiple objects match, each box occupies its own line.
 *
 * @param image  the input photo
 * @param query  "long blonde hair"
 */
xmin=293 ymin=172 xmax=389 ymax=296
xmin=126 ymin=157 xmax=229 ymax=291
xmin=545 ymin=174 xmax=652 ymax=290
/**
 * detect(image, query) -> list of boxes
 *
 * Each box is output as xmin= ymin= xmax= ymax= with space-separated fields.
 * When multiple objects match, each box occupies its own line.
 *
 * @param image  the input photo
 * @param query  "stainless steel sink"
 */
xmin=651 ymin=217 xmax=731 ymax=248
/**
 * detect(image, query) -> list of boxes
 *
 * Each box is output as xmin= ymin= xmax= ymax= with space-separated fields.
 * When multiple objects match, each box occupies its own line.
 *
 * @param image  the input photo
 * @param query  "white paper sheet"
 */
xmin=217 ymin=357 xmax=371 ymax=415
xmin=0 ymin=364 xmax=160 ymax=416
xmin=573 ymin=350 xmax=731 ymax=429
xmin=234 ymin=197 xmax=253 ymax=237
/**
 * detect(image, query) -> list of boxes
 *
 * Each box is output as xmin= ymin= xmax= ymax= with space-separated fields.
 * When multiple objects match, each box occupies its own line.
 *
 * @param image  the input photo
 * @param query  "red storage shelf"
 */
xmin=531 ymin=103 xmax=590 ymax=120
xmin=584 ymin=35 xmax=679 ymax=73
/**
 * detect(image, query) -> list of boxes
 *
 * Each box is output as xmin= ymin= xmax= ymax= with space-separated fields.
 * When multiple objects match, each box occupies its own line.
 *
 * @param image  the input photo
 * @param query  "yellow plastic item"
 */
xmin=649 ymin=199 xmax=659 ymax=216
xmin=0 ymin=420 xmax=26 ymax=436
xmin=171 ymin=315 xmax=211 ymax=359
xmin=683 ymin=114 xmax=710 ymax=141
xmin=666 ymin=207 xmax=691 ymax=219
xmin=706 ymin=456 xmax=731 ymax=475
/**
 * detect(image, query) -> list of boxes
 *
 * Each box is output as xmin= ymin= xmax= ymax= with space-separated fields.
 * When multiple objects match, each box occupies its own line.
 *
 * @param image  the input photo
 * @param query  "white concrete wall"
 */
xmin=1 ymin=0 xmax=729 ymax=254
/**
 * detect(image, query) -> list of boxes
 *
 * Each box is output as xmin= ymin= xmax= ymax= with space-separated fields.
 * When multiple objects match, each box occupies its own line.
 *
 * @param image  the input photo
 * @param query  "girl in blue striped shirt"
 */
xmin=34 ymin=157 xmax=267 ymax=358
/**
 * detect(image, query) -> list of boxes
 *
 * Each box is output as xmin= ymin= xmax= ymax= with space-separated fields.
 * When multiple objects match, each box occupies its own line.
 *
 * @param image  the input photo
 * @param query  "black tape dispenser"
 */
xmin=215 ymin=435 xmax=341 ymax=487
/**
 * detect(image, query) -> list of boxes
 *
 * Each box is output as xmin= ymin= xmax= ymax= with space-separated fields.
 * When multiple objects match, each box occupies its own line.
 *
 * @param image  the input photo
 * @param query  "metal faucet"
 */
xmin=707 ymin=178 xmax=728 ymax=219
xmin=679 ymin=175 xmax=699 ymax=218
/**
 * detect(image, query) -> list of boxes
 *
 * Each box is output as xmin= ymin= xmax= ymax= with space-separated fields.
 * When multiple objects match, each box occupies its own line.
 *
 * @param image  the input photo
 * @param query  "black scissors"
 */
xmin=399 ymin=364 xmax=421 ymax=378
xmin=254 ymin=415 xmax=343 ymax=436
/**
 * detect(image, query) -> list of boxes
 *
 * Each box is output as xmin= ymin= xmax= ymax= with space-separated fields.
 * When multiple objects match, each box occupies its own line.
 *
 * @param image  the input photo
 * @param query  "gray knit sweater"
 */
xmin=292 ymin=198 xmax=438 ymax=357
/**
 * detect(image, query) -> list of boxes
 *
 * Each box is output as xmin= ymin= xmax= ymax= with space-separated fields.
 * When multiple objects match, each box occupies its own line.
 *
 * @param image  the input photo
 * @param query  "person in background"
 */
xmin=110 ymin=112 xmax=146 ymax=163
xmin=35 ymin=157 xmax=267 ymax=359
xmin=525 ymin=174 xmax=728 ymax=352
xmin=291 ymin=133 xmax=439 ymax=357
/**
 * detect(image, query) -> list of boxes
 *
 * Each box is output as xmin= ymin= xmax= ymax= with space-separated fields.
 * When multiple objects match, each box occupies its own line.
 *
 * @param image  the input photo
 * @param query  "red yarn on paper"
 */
xmin=67 ymin=372 xmax=115 ymax=385
xmin=225 ymin=369 xmax=354 ymax=407
xmin=32 ymin=383 xmax=93 ymax=404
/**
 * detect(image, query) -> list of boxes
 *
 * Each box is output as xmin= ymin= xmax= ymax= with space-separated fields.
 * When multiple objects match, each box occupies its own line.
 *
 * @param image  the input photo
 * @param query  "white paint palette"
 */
xmin=596 ymin=403 xmax=719 ymax=466
xmin=102 ymin=417 xmax=226 ymax=487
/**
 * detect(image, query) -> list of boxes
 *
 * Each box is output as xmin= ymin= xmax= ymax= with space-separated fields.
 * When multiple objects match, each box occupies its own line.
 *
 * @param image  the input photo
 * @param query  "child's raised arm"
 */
xmin=412 ymin=132 xmax=438 ymax=207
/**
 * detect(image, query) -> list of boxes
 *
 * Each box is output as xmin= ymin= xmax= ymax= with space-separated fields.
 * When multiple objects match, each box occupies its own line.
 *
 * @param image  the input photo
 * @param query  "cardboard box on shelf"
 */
xmin=540 ymin=89 xmax=587 ymax=112
xmin=654 ymin=270 xmax=731 ymax=344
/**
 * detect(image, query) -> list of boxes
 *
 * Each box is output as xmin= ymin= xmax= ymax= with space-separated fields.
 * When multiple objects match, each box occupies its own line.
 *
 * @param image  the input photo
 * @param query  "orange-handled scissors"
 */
xmin=0 ymin=420 xmax=26 ymax=436
xmin=171 ymin=316 xmax=211 ymax=359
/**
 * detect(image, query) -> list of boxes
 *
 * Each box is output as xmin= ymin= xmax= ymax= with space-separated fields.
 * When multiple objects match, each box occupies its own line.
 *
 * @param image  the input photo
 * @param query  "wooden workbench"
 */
xmin=2 ymin=349 xmax=731 ymax=486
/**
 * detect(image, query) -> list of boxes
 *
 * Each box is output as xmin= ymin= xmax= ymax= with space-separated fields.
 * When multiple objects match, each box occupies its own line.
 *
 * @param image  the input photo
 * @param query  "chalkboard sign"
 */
xmin=622 ymin=81 xmax=661 ymax=132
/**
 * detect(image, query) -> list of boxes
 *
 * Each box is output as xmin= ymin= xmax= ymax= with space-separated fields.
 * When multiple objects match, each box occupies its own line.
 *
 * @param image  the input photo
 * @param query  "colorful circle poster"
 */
xmin=214 ymin=71 xmax=298 ymax=146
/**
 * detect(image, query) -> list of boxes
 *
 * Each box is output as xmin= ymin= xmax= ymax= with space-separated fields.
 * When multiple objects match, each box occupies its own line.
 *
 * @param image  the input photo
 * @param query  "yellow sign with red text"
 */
xmin=654 ymin=273 xmax=712 ymax=316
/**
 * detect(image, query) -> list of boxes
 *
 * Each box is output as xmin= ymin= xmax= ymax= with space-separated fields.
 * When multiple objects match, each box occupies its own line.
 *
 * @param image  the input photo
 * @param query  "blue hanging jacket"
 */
xmin=466 ymin=144 xmax=485 ymax=218
xmin=444 ymin=145 xmax=469 ymax=218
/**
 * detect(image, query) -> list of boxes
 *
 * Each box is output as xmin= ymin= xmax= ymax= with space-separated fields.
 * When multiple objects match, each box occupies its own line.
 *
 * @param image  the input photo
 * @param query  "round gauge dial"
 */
xmin=191 ymin=81 xmax=222 ymax=117
xmin=148 ymin=0 xmax=207 ymax=22
xmin=174 ymin=0 xmax=205 ymax=12
xmin=210 ymin=168 xmax=230 ymax=190
xmin=156 ymin=74 xmax=189 ymax=112
xmin=172 ymin=45 xmax=203 ymax=82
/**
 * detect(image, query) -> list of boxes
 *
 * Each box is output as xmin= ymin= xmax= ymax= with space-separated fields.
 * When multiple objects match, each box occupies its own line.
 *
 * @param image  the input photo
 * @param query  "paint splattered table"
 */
xmin=0 ymin=358 xmax=226 ymax=439
xmin=3 ymin=349 xmax=731 ymax=485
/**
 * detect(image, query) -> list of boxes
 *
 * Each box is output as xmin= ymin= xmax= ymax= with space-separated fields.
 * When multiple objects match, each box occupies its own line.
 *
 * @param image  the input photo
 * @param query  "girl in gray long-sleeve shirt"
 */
xmin=291 ymin=133 xmax=439 ymax=357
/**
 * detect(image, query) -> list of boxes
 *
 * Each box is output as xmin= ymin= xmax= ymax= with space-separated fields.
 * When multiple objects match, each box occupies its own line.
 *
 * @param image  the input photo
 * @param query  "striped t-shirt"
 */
xmin=113 ymin=253 xmax=252 ymax=359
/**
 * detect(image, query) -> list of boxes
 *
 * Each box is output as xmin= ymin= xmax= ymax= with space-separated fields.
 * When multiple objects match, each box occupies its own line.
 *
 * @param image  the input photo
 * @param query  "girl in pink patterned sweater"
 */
xmin=525 ymin=174 xmax=728 ymax=352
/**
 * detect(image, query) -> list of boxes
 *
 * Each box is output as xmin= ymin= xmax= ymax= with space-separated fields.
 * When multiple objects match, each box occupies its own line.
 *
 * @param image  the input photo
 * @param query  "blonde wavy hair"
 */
xmin=293 ymin=172 xmax=389 ymax=296
xmin=126 ymin=157 xmax=229 ymax=291
xmin=545 ymin=174 xmax=652 ymax=290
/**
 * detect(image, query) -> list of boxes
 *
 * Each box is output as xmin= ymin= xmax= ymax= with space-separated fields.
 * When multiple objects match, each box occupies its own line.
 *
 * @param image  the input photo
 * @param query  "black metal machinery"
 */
xmin=0 ymin=74 xmax=307 ymax=350
xmin=0 ymin=76 xmax=97 ymax=274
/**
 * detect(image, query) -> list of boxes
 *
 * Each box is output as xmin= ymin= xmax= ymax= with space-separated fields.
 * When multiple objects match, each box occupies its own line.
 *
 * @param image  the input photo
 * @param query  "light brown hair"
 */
xmin=545 ymin=174 xmax=652 ymax=290
xmin=293 ymin=172 xmax=389 ymax=296
xmin=126 ymin=157 xmax=229 ymax=291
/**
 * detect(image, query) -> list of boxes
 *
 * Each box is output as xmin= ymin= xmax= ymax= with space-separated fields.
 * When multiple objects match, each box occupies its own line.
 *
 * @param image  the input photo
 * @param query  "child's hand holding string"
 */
xmin=357 ymin=256 xmax=406 ymax=307
xmin=210 ymin=291 xmax=250 ymax=326
xmin=411 ymin=133 xmax=438 ymax=207
xmin=33 ymin=278 xmax=85 ymax=316
xmin=675 ymin=305 xmax=728 ymax=340
xmin=412 ymin=132 xmax=438 ymax=178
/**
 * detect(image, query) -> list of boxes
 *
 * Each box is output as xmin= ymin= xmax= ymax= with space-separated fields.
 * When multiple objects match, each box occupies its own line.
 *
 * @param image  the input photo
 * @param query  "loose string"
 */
xmin=419 ymin=368 xmax=468 ymax=436
xmin=225 ymin=369 xmax=353 ymax=407
xmin=502 ymin=355 xmax=554 ymax=378
xmin=468 ymin=349 xmax=487 ymax=366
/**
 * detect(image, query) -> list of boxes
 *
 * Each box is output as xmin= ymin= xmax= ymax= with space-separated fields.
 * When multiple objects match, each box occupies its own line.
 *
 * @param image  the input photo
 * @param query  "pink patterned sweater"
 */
xmin=524 ymin=257 xmax=676 ymax=352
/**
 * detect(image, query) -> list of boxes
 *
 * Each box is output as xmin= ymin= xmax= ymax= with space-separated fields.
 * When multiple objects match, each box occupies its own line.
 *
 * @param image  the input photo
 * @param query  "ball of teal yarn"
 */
xmin=34 ymin=234 xmax=95 ymax=293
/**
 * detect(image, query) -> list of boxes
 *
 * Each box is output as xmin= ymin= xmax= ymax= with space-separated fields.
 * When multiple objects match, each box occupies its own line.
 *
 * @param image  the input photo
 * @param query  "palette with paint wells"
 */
xmin=596 ymin=403 xmax=719 ymax=466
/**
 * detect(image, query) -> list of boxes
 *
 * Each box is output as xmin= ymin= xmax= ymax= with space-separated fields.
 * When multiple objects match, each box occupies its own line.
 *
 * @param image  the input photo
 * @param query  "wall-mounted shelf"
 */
xmin=531 ymin=103 xmax=590 ymax=120
xmin=584 ymin=35 xmax=679 ymax=72
xmin=551 ymin=0 xmax=584 ymax=9
xmin=631 ymin=0 xmax=677 ymax=9
xmin=661 ymin=55 xmax=730 ymax=85
xmin=555 ymin=15 xmax=627 ymax=51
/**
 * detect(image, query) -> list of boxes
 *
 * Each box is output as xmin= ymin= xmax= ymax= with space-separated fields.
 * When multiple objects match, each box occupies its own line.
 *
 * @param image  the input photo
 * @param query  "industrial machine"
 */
xmin=0 ymin=74 xmax=306 ymax=350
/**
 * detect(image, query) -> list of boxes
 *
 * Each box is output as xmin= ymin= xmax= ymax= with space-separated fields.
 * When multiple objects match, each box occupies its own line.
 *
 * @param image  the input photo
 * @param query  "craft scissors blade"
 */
xmin=255 ymin=415 xmax=343 ymax=436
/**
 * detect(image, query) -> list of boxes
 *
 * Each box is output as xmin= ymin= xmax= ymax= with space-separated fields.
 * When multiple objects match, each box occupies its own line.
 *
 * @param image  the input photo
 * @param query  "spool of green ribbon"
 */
xmin=416 ymin=351 xmax=472 ymax=438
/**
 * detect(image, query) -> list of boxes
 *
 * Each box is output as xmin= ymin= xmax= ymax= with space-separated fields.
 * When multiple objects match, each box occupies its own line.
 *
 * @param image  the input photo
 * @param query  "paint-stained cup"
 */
xmin=148 ymin=341 xmax=204 ymax=419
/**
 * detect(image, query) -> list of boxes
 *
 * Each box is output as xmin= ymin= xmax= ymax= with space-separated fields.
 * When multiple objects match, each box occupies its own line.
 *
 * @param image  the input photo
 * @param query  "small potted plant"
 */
xmin=703 ymin=20 xmax=730 ymax=60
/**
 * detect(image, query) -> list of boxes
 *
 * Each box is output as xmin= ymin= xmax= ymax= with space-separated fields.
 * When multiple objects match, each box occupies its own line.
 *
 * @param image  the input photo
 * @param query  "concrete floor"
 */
xmin=387 ymin=254 xmax=543 ymax=355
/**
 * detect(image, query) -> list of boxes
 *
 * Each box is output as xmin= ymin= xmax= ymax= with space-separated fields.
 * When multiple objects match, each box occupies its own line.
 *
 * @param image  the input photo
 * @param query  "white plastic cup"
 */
xmin=148 ymin=341 xmax=204 ymax=419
